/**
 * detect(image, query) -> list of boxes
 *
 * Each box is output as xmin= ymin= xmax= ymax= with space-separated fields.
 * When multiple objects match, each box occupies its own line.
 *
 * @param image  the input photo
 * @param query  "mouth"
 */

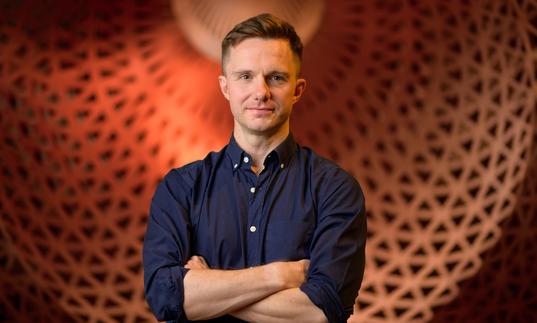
xmin=245 ymin=107 xmax=274 ymax=112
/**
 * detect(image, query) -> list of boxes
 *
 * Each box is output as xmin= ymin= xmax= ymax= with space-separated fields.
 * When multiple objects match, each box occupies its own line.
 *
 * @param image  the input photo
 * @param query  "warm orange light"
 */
xmin=0 ymin=1 xmax=536 ymax=322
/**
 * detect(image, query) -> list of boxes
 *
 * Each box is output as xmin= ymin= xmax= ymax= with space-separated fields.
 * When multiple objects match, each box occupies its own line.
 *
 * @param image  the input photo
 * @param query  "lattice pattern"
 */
xmin=327 ymin=1 xmax=536 ymax=321
xmin=171 ymin=0 xmax=325 ymax=61
xmin=0 ymin=1 xmax=536 ymax=322
xmin=432 ymin=130 xmax=537 ymax=322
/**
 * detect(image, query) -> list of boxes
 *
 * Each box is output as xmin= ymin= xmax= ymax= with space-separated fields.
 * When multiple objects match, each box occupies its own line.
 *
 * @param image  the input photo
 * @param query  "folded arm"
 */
xmin=230 ymin=287 xmax=327 ymax=323
xmin=183 ymin=256 xmax=310 ymax=320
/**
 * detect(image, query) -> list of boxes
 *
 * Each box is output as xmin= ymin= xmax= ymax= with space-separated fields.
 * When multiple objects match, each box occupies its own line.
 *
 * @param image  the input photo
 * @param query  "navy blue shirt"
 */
xmin=143 ymin=134 xmax=366 ymax=323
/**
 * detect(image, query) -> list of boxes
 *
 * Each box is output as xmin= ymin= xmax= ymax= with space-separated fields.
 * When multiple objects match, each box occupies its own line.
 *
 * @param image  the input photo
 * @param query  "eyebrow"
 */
xmin=231 ymin=70 xmax=252 ymax=77
xmin=268 ymin=71 xmax=290 ymax=78
xmin=230 ymin=70 xmax=290 ymax=78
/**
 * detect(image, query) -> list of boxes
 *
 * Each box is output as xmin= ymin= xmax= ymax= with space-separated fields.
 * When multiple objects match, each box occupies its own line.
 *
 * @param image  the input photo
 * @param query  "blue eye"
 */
xmin=270 ymin=74 xmax=286 ymax=82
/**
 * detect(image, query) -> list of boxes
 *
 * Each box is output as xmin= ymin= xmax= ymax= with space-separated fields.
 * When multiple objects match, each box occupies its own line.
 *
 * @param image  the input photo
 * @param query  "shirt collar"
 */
xmin=272 ymin=133 xmax=296 ymax=167
xmin=226 ymin=133 xmax=297 ymax=171
xmin=227 ymin=135 xmax=245 ymax=170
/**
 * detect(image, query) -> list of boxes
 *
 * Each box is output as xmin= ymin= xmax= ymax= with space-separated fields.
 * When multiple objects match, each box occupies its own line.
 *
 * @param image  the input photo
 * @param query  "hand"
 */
xmin=270 ymin=259 xmax=310 ymax=289
xmin=185 ymin=255 xmax=209 ymax=269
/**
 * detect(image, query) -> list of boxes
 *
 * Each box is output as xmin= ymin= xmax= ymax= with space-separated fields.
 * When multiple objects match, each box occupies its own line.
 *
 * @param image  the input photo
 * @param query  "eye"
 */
xmin=269 ymin=74 xmax=287 ymax=82
xmin=239 ymin=73 xmax=251 ymax=80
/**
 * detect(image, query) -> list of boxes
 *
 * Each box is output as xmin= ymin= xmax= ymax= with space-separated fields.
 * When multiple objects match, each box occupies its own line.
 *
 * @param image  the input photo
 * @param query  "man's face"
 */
xmin=218 ymin=38 xmax=306 ymax=137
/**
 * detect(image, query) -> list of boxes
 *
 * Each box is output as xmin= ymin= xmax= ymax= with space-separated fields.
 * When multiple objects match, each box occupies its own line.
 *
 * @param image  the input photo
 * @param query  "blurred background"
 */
xmin=0 ymin=0 xmax=536 ymax=322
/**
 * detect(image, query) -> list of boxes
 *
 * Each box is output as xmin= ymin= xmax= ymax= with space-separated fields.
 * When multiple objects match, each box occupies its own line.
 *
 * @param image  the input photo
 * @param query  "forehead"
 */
xmin=225 ymin=38 xmax=297 ymax=72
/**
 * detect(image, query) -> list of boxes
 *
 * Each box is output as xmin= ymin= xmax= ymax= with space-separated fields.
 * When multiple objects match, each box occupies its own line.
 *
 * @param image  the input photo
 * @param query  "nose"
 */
xmin=254 ymin=76 xmax=270 ymax=101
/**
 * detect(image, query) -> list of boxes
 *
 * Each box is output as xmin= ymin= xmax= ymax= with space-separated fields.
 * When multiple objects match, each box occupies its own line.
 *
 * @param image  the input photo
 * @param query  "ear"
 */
xmin=292 ymin=78 xmax=306 ymax=104
xmin=218 ymin=75 xmax=230 ymax=101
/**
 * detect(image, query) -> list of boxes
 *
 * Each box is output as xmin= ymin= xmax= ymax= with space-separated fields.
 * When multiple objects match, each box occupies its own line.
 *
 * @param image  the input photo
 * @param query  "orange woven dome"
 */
xmin=0 ymin=1 xmax=536 ymax=322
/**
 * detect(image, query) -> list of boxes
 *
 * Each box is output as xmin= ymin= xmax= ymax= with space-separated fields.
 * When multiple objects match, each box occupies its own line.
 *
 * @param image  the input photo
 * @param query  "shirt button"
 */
xmin=250 ymin=187 xmax=255 ymax=193
xmin=280 ymin=163 xmax=285 ymax=169
xmin=233 ymin=163 xmax=238 ymax=169
xmin=243 ymin=156 xmax=249 ymax=163
xmin=249 ymin=225 xmax=257 ymax=233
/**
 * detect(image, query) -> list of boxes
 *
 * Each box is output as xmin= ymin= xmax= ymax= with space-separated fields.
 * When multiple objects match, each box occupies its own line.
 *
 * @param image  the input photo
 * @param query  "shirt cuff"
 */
xmin=145 ymin=266 xmax=190 ymax=322
xmin=300 ymin=278 xmax=346 ymax=323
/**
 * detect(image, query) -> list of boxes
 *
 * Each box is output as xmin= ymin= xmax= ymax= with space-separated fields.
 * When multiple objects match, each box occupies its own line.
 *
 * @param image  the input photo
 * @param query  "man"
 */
xmin=143 ymin=13 xmax=366 ymax=323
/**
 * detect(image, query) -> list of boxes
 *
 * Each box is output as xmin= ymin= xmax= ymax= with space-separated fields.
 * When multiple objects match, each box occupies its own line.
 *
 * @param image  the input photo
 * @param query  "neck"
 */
xmin=233 ymin=125 xmax=289 ymax=172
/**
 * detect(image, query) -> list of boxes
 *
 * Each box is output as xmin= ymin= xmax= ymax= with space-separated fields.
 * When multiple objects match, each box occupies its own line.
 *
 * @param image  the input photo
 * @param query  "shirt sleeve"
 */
xmin=300 ymin=167 xmax=367 ymax=323
xmin=143 ymin=169 xmax=194 ymax=322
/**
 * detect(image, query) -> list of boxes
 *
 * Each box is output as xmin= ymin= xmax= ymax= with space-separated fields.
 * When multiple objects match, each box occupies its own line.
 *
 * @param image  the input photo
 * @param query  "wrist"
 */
xmin=263 ymin=262 xmax=287 ymax=290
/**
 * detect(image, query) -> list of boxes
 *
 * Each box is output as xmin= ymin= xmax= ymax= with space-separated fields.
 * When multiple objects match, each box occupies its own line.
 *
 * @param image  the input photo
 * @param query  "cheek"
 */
xmin=228 ymin=85 xmax=251 ymax=103
xmin=275 ymin=89 xmax=295 ymax=103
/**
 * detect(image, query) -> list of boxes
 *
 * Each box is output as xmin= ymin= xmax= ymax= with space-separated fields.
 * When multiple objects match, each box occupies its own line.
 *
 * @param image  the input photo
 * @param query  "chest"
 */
xmin=191 ymin=167 xmax=317 ymax=268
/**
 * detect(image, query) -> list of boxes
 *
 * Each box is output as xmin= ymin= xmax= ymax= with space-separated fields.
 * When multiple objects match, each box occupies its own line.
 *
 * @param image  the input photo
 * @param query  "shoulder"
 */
xmin=299 ymin=146 xmax=364 ymax=207
xmin=300 ymin=146 xmax=360 ymax=186
xmin=157 ymin=148 xmax=226 ymax=199
xmin=165 ymin=159 xmax=204 ymax=185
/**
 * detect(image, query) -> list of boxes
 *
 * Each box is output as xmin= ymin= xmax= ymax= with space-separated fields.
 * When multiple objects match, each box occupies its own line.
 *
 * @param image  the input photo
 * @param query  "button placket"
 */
xmin=245 ymin=162 xmax=261 ymax=266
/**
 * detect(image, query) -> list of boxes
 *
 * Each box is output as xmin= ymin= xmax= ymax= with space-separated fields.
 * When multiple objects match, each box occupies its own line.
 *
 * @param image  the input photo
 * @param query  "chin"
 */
xmin=246 ymin=121 xmax=272 ymax=130
xmin=244 ymin=124 xmax=274 ymax=134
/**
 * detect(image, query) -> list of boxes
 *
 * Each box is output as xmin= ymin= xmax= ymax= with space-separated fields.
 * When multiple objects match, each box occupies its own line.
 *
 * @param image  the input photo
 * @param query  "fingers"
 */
xmin=198 ymin=256 xmax=208 ymax=267
xmin=298 ymin=259 xmax=310 ymax=273
xmin=297 ymin=259 xmax=310 ymax=283
xmin=184 ymin=255 xmax=209 ymax=269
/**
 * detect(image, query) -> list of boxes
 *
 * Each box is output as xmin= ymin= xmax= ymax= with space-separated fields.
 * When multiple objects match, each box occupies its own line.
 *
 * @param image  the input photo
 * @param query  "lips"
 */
xmin=246 ymin=108 xmax=274 ymax=116
xmin=245 ymin=106 xmax=274 ymax=111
